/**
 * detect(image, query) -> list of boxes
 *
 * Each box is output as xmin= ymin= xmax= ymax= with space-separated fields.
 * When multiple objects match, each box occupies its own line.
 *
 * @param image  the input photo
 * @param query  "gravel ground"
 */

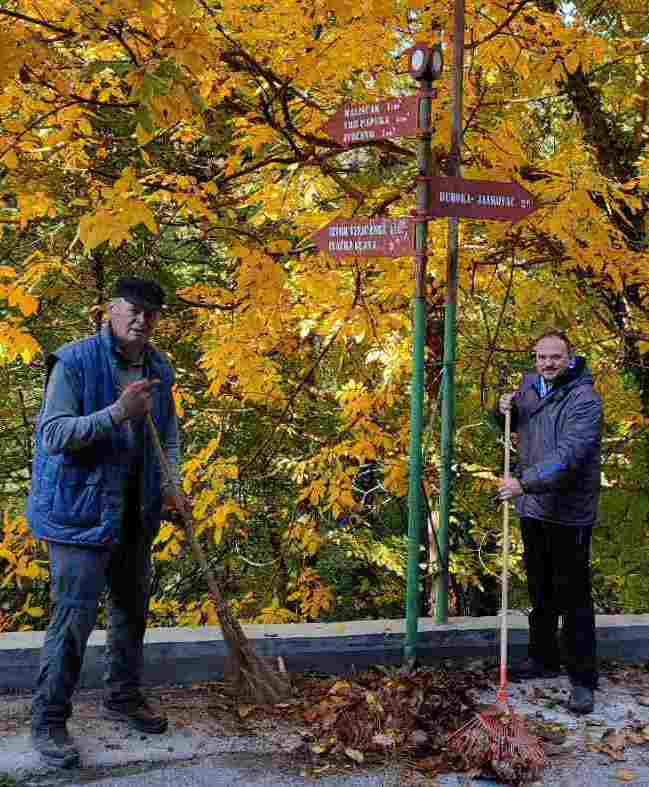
xmin=2 ymin=664 xmax=649 ymax=786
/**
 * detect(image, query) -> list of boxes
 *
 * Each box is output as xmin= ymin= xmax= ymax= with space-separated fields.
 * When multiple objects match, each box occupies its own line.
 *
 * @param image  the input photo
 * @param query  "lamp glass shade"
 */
xmin=410 ymin=49 xmax=426 ymax=72
xmin=431 ymin=48 xmax=444 ymax=77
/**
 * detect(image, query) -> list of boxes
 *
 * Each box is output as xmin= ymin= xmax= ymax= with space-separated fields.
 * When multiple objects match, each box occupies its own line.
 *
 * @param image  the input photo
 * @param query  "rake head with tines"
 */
xmin=447 ymin=705 xmax=545 ymax=782
xmin=446 ymin=409 xmax=545 ymax=783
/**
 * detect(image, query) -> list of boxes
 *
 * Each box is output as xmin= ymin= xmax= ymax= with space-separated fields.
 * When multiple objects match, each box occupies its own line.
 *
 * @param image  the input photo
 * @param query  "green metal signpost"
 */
xmin=317 ymin=14 xmax=537 ymax=662
xmin=403 ymin=43 xmax=444 ymax=661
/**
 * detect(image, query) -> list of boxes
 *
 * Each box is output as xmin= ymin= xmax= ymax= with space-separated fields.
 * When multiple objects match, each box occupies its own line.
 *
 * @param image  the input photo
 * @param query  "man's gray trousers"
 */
xmin=32 ymin=506 xmax=154 ymax=729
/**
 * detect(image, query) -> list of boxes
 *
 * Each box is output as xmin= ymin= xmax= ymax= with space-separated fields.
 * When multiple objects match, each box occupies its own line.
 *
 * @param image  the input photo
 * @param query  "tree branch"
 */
xmin=467 ymin=0 xmax=534 ymax=49
xmin=0 ymin=101 xmax=78 ymax=163
xmin=176 ymin=294 xmax=246 ymax=311
xmin=0 ymin=8 xmax=76 ymax=37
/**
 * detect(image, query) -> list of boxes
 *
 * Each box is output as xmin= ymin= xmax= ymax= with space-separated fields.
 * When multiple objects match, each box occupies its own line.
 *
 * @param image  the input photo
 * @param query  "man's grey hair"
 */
xmin=107 ymin=298 xmax=129 ymax=310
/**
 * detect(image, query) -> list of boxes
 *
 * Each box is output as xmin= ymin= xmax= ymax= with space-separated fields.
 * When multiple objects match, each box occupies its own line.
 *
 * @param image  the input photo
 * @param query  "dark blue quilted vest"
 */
xmin=27 ymin=325 xmax=175 ymax=546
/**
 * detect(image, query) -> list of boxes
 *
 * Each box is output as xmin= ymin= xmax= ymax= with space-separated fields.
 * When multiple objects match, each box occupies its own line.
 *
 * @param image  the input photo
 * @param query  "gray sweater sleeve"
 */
xmin=41 ymin=360 xmax=183 ymax=492
xmin=40 ymin=360 xmax=127 ymax=454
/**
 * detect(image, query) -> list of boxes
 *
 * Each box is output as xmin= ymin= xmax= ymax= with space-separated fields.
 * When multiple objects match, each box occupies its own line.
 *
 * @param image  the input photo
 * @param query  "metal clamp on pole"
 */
xmin=416 ymin=89 xmax=438 ymax=137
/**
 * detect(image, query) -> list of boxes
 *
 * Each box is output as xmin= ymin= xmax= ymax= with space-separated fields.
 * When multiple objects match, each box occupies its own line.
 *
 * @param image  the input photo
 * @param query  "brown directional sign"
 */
xmin=322 ymin=96 xmax=421 ymax=146
xmin=428 ymin=176 xmax=537 ymax=222
xmin=313 ymin=217 xmax=414 ymax=257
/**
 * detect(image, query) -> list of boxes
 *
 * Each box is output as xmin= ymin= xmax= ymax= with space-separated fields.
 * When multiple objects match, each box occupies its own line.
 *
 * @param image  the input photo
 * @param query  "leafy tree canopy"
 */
xmin=1 ymin=0 xmax=649 ymax=627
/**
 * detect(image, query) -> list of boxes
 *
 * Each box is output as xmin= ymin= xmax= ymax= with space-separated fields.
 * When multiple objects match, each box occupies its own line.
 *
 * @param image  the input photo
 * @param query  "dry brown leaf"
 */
xmin=344 ymin=746 xmax=365 ymax=763
xmin=601 ymin=747 xmax=627 ymax=762
xmin=615 ymin=769 xmax=637 ymax=782
xmin=237 ymin=704 xmax=255 ymax=719
xmin=414 ymin=756 xmax=443 ymax=772
xmin=602 ymin=730 xmax=628 ymax=749
xmin=372 ymin=732 xmax=396 ymax=748
xmin=591 ymin=730 xmax=629 ymax=762
xmin=310 ymin=742 xmax=329 ymax=754
xmin=329 ymin=681 xmax=352 ymax=695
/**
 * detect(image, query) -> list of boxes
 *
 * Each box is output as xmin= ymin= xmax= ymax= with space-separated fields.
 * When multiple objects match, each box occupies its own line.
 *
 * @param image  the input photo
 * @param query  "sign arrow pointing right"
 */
xmin=428 ymin=176 xmax=538 ymax=223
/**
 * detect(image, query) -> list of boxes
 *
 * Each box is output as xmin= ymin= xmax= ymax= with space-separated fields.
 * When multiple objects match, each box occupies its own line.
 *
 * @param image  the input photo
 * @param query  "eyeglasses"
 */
xmin=122 ymin=302 xmax=161 ymax=322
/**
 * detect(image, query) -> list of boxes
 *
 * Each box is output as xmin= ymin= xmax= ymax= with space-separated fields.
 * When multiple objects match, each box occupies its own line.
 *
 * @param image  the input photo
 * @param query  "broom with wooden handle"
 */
xmin=145 ymin=412 xmax=291 ymax=704
xmin=446 ymin=408 xmax=545 ymax=782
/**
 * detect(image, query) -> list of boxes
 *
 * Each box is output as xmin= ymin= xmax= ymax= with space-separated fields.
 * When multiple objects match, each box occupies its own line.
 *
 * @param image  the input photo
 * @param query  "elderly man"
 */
xmin=27 ymin=277 xmax=182 ymax=768
xmin=496 ymin=330 xmax=602 ymax=715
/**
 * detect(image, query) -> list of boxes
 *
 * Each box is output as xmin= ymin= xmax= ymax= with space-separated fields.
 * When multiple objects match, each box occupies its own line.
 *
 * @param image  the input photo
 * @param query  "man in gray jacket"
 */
xmin=497 ymin=330 xmax=602 ymax=714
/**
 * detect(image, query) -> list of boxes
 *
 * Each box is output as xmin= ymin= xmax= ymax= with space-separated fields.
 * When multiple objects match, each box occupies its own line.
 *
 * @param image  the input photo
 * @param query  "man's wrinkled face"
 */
xmin=534 ymin=336 xmax=571 ymax=381
xmin=109 ymin=298 xmax=160 ymax=352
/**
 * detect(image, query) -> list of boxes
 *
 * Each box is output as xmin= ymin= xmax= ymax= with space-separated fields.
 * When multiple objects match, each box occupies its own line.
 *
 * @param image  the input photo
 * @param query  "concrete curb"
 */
xmin=2 ymin=614 xmax=648 ymax=691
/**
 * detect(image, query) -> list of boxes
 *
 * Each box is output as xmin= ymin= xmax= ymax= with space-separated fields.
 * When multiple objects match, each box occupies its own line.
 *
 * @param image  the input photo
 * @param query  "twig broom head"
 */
xmin=145 ymin=412 xmax=291 ymax=705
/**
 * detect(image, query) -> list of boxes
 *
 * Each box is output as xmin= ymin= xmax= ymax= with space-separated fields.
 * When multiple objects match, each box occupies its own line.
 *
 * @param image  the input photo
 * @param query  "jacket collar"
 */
xmin=527 ymin=356 xmax=591 ymax=417
xmin=532 ymin=356 xmax=586 ymax=398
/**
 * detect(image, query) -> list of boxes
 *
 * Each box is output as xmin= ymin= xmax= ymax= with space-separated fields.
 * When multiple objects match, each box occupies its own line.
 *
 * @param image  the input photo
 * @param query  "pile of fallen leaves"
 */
xmin=299 ymin=667 xmax=483 ymax=762
xmin=206 ymin=665 xmax=537 ymax=781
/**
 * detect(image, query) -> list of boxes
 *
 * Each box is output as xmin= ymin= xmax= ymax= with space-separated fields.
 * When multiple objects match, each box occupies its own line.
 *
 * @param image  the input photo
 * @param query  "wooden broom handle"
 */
xmin=145 ymin=412 xmax=227 ymax=607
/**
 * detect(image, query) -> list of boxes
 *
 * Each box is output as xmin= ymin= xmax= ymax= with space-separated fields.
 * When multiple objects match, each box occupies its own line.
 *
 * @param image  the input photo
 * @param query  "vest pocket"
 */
xmin=50 ymin=466 xmax=103 ymax=526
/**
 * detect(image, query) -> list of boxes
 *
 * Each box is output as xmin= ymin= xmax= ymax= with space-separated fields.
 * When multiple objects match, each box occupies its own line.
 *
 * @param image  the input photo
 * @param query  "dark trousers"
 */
xmin=32 ymin=495 xmax=154 ymax=729
xmin=520 ymin=517 xmax=597 ymax=689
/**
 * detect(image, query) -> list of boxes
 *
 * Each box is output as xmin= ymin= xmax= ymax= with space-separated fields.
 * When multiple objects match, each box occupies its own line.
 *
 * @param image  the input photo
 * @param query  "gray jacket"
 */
xmin=500 ymin=357 xmax=603 ymax=526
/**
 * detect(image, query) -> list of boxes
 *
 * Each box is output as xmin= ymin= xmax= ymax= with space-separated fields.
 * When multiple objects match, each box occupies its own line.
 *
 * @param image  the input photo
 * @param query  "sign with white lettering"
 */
xmin=428 ymin=177 xmax=538 ymax=222
xmin=313 ymin=217 xmax=414 ymax=257
xmin=322 ymin=96 xmax=421 ymax=146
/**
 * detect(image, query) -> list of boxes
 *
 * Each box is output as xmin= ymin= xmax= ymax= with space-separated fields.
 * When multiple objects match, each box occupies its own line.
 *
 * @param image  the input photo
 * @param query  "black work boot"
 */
xmin=510 ymin=657 xmax=560 ymax=681
xmin=103 ymin=695 xmax=168 ymax=733
xmin=31 ymin=724 xmax=80 ymax=769
xmin=568 ymin=685 xmax=594 ymax=714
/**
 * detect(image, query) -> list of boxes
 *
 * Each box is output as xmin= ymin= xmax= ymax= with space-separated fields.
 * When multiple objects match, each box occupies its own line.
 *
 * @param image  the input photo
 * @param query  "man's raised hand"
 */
xmin=499 ymin=392 xmax=515 ymax=414
xmin=118 ymin=379 xmax=160 ymax=420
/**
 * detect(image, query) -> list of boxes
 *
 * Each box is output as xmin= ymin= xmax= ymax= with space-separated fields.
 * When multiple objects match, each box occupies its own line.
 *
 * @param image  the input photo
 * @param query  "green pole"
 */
xmin=436 ymin=0 xmax=465 ymax=624
xmin=436 ymin=296 xmax=456 ymax=624
xmin=404 ymin=76 xmax=433 ymax=662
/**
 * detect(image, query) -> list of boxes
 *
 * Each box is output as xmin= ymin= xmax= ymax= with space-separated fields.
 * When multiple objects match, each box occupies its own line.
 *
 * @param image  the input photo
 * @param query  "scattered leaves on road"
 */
xmin=615 ymin=768 xmax=638 ymax=782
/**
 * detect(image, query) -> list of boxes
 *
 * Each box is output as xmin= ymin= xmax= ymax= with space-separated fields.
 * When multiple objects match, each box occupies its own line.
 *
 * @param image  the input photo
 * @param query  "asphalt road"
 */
xmin=64 ymin=757 xmax=492 ymax=787
xmin=6 ymin=671 xmax=649 ymax=787
xmin=65 ymin=756 xmax=649 ymax=787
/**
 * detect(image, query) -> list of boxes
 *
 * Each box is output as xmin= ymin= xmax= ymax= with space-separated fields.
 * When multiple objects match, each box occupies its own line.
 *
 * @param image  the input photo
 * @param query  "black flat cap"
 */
xmin=112 ymin=277 xmax=165 ymax=311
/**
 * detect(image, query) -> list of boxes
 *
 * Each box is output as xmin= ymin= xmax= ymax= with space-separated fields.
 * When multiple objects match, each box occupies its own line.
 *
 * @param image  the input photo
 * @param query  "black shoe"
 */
xmin=103 ymin=696 xmax=168 ymax=734
xmin=31 ymin=725 xmax=80 ymax=769
xmin=568 ymin=685 xmax=594 ymax=715
xmin=510 ymin=657 xmax=560 ymax=681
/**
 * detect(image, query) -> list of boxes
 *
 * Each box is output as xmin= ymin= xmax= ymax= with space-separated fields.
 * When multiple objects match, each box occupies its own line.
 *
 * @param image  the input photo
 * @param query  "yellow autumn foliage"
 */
xmin=0 ymin=0 xmax=648 ymax=627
